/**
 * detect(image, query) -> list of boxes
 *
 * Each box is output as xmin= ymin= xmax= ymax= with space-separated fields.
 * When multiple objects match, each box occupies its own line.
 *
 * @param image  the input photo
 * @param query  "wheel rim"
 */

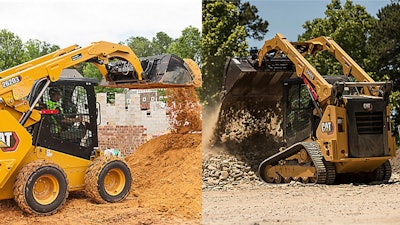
xmin=104 ymin=168 xmax=126 ymax=196
xmin=33 ymin=174 xmax=59 ymax=205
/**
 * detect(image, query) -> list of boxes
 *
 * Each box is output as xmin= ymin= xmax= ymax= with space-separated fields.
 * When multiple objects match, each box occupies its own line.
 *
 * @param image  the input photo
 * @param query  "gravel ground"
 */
xmin=202 ymin=180 xmax=400 ymax=225
xmin=202 ymin=147 xmax=400 ymax=225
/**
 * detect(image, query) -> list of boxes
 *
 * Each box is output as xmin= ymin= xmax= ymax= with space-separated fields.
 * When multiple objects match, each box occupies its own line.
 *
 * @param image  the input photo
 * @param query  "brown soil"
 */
xmin=0 ymin=133 xmax=202 ymax=225
xmin=126 ymin=133 xmax=202 ymax=220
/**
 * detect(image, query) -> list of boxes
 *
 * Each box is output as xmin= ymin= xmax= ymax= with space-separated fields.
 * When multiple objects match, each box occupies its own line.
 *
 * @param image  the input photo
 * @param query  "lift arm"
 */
xmin=257 ymin=33 xmax=332 ymax=107
xmin=303 ymin=36 xmax=375 ymax=83
xmin=0 ymin=41 xmax=143 ymax=126
xmin=257 ymin=33 xmax=381 ymax=108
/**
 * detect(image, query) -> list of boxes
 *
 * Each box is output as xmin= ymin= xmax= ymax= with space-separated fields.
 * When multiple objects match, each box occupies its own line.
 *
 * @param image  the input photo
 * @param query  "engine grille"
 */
xmin=355 ymin=111 xmax=383 ymax=134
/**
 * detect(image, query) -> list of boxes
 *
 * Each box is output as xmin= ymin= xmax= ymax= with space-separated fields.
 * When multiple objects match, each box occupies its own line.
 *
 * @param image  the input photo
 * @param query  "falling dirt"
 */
xmin=210 ymin=96 xmax=285 ymax=171
xmin=166 ymin=88 xmax=202 ymax=134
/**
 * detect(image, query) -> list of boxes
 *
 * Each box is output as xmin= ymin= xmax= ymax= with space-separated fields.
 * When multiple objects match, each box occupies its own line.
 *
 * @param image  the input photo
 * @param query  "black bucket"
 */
xmin=214 ymin=56 xmax=297 ymax=169
xmin=103 ymin=54 xmax=198 ymax=89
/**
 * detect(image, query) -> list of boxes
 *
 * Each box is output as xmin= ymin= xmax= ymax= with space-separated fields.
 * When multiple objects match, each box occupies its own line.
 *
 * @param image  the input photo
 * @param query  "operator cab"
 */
xmin=28 ymin=70 xmax=99 ymax=160
xmin=282 ymin=76 xmax=351 ymax=145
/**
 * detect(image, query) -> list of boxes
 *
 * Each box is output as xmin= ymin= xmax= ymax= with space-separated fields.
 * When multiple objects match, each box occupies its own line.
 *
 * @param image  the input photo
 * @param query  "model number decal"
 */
xmin=71 ymin=53 xmax=82 ymax=61
xmin=2 ymin=76 xmax=21 ymax=88
xmin=305 ymin=68 xmax=315 ymax=80
xmin=321 ymin=122 xmax=333 ymax=133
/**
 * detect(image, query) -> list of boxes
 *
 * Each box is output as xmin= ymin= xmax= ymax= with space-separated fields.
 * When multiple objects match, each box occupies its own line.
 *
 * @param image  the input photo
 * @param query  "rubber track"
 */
xmin=382 ymin=160 xmax=392 ymax=183
xmin=258 ymin=142 xmax=333 ymax=184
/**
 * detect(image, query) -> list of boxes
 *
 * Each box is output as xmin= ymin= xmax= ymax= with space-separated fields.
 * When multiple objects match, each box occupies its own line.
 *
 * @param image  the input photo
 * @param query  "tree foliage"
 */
xmin=124 ymin=31 xmax=175 ymax=57
xmin=299 ymin=0 xmax=375 ymax=77
xmin=230 ymin=0 xmax=269 ymax=40
xmin=0 ymin=29 xmax=27 ymax=70
xmin=202 ymin=0 xmax=267 ymax=106
xmin=367 ymin=2 xmax=400 ymax=135
xmin=0 ymin=29 xmax=60 ymax=71
xmin=24 ymin=39 xmax=59 ymax=61
xmin=167 ymin=26 xmax=201 ymax=64
xmin=368 ymin=2 xmax=400 ymax=82
xmin=124 ymin=36 xmax=155 ymax=57
xmin=152 ymin=32 xmax=173 ymax=55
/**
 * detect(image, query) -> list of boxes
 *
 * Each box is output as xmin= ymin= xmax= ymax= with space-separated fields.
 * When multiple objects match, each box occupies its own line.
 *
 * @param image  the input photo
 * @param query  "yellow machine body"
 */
xmin=218 ymin=33 xmax=395 ymax=184
xmin=0 ymin=41 xmax=201 ymax=213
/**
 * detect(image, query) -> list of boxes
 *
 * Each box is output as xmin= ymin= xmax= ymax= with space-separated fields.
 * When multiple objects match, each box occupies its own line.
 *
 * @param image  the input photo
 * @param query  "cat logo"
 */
xmin=321 ymin=122 xmax=333 ymax=133
xmin=0 ymin=132 xmax=19 ymax=152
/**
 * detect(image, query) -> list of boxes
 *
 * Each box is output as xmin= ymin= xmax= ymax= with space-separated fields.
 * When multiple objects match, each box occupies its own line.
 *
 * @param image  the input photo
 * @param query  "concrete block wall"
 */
xmin=96 ymin=91 xmax=169 ymax=155
xmin=97 ymin=92 xmax=169 ymax=135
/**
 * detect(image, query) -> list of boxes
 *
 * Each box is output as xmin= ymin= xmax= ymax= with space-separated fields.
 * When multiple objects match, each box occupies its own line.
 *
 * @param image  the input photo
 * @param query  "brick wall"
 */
xmin=98 ymin=125 xmax=147 ymax=156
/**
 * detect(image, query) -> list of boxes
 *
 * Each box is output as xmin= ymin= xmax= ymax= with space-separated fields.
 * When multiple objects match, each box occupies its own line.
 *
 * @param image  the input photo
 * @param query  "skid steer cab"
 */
xmin=0 ymin=72 xmax=132 ymax=215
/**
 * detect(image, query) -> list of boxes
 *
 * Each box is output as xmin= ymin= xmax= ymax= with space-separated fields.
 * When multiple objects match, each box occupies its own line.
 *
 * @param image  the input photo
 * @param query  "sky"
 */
xmin=248 ymin=0 xmax=393 ymax=48
xmin=0 ymin=0 xmax=202 ymax=48
xmin=0 ymin=0 xmax=392 ymax=50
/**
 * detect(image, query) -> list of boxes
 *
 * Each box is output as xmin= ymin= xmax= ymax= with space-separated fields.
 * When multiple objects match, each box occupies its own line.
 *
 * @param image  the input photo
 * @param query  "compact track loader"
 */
xmin=216 ymin=33 xmax=395 ymax=184
xmin=0 ymin=41 xmax=200 ymax=215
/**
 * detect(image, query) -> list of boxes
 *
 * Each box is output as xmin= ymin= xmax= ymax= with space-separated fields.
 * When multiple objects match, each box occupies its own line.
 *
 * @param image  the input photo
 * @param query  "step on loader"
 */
xmin=0 ymin=41 xmax=201 ymax=215
xmin=216 ymin=33 xmax=395 ymax=185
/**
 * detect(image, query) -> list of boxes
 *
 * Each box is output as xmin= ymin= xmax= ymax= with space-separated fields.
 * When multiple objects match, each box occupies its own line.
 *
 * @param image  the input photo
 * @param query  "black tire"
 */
xmin=84 ymin=155 xmax=132 ymax=204
xmin=13 ymin=160 xmax=68 ymax=215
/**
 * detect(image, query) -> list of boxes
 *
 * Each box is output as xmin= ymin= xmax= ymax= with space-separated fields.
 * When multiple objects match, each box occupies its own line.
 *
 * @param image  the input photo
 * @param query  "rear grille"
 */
xmin=355 ymin=112 xmax=383 ymax=134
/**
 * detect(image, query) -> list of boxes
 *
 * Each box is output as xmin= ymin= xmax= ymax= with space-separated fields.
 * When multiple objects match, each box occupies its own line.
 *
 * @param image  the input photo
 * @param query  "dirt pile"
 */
xmin=126 ymin=132 xmax=202 ymax=220
xmin=123 ymin=86 xmax=202 ymax=222
xmin=166 ymin=88 xmax=202 ymax=134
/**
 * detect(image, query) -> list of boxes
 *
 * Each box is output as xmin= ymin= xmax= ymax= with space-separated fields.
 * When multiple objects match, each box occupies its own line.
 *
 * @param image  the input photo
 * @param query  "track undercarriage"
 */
xmin=258 ymin=142 xmax=392 ymax=185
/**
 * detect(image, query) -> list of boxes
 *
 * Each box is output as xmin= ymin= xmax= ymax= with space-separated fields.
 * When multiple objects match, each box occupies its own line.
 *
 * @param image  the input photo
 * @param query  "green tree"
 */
xmin=368 ymin=2 xmax=400 ymax=82
xmin=124 ymin=32 xmax=174 ymax=57
xmin=24 ymin=39 xmax=59 ymax=60
xmin=367 ymin=2 xmax=400 ymax=136
xmin=202 ymin=0 xmax=269 ymax=106
xmin=0 ymin=29 xmax=26 ymax=70
xmin=232 ymin=0 xmax=269 ymax=40
xmin=124 ymin=36 xmax=154 ymax=57
xmin=299 ymin=0 xmax=375 ymax=77
xmin=202 ymin=1 xmax=248 ymax=106
xmin=152 ymin=32 xmax=173 ymax=55
xmin=167 ymin=26 xmax=201 ymax=63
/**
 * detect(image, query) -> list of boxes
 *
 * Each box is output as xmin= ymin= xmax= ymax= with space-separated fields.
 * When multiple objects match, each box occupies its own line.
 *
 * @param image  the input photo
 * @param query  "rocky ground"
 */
xmin=202 ymin=148 xmax=400 ymax=225
xmin=201 ymin=102 xmax=400 ymax=225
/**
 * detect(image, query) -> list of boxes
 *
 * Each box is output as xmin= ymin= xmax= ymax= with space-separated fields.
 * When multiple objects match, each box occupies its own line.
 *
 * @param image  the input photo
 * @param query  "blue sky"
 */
xmin=248 ymin=0 xmax=392 ymax=48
